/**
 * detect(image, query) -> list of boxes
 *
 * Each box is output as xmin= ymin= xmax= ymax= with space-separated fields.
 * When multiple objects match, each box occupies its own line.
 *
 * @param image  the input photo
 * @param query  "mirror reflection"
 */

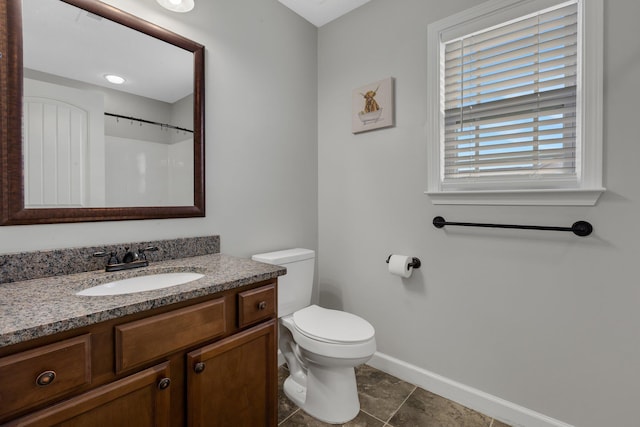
xmin=22 ymin=0 xmax=194 ymax=208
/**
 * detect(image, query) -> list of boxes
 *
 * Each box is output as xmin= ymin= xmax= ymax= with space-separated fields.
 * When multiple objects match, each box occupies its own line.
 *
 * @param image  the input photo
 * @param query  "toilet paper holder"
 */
xmin=385 ymin=255 xmax=421 ymax=269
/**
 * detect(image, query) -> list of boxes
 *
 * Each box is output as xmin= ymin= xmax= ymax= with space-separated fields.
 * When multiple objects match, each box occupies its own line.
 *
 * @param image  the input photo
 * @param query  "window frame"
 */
xmin=425 ymin=0 xmax=604 ymax=206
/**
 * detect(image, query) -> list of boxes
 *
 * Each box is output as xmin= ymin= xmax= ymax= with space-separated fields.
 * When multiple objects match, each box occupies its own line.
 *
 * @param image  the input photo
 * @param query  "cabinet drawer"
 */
xmin=0 ymin=334 xmax=91 ymax=418
xmin=6 ymin=362 xmax=171 ymax=427
xmin=238 ymin=284 xmax=276 ymax=328
xmin=115 ymin=298 xmax=226 ymax=373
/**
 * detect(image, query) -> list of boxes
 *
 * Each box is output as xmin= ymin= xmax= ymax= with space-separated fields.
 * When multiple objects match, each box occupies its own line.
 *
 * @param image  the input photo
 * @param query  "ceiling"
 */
xmin=22 ymin=0 xmax=193 ymax=104
xmin=278 ymin=0 xmax=371 ymax=27
xmin=22 ymin=0 xmax=369 ymax=104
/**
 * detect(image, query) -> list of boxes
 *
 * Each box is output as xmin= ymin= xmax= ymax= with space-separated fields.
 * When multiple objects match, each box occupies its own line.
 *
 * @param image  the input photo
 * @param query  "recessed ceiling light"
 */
xmin=104 ymin=74 xmax=125 ymax=85
xmin=156 ymin=0 xmax=195 ymax=13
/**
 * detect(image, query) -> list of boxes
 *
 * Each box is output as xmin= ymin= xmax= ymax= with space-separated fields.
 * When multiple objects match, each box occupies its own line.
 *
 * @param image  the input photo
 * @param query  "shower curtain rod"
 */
xmin=432 ymin=216 xmax=593 ymax=237
xmin=105 ymin=112 xmax=193 ymax=133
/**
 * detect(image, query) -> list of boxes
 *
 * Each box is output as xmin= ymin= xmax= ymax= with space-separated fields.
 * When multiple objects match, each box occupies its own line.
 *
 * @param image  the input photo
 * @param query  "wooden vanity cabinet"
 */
xmin=0 ymin=279 xmax=278 ymax=427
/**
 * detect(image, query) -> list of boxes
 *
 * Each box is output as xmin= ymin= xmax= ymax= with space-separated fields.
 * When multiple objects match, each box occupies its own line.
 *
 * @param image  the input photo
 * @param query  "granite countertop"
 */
xmin=0 ymin=253 xmax=286 ymax=348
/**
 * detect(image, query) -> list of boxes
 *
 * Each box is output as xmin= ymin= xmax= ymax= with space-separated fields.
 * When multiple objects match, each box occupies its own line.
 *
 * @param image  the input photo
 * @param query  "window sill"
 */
xmin=425 ymin=188 xmax=606 ymax=206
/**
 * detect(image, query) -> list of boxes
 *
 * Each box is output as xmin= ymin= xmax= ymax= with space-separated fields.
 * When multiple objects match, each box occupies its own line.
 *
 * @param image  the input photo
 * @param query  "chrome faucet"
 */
xmin=93 ymin=246 xmax=159 ymax=272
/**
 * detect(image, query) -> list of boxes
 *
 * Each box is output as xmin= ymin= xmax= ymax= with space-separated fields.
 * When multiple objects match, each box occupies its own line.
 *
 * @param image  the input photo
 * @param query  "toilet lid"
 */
xmin=293 ymin=305 xmax=375 ymax=344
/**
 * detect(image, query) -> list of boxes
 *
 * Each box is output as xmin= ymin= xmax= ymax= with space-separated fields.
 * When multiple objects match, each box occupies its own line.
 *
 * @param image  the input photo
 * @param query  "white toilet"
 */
xmin=252 ymin=248 xmax=376 ymax=424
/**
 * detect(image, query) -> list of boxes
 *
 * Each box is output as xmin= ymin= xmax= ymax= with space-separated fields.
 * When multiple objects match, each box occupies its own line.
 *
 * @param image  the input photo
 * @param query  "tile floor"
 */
xmin=278 ymin=364 xmax=512 ymax=427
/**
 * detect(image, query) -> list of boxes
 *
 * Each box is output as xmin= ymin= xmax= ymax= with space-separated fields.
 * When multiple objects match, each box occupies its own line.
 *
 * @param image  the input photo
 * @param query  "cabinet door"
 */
xmin=5 ymin=362 xmax=171 ymax=427
xmin=187 ymin=320 xmax=277 ymax=427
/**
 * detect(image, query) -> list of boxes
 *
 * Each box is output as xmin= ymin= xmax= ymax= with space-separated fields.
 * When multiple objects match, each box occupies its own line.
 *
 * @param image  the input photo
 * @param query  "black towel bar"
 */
xmin=432 ymin=216 xmax=593 ymax=237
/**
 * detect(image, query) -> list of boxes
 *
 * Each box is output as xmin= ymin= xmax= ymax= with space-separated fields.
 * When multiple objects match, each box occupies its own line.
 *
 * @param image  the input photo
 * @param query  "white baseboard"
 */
xmin=367 ymin=352 xmax=574 ymax=427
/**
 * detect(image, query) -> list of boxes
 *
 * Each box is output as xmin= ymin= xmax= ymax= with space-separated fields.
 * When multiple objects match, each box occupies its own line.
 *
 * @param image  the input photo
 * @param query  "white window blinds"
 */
xmin=442 ymin=2 xmax=578 ymax=181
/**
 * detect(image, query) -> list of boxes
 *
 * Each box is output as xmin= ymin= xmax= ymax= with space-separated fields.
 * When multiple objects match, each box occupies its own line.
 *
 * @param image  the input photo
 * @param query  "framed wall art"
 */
xmin=352 ymin=77 xmax=394 ymax=134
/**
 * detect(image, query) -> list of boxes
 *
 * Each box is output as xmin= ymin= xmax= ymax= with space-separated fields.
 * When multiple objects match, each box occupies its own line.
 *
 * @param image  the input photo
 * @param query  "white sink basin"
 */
xmin=76 ymin=272 xmax=205 ymax=296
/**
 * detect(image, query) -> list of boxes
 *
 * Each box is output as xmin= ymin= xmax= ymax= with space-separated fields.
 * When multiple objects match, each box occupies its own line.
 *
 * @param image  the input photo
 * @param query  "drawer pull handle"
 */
xmin=157 ymin=377 xmax=171 ymax=390
xmin=257 ymin=301 xmax=267 ymax=310
xmin=194 ymin=362 xmax=206 ymax=374
xmin=36 ymin=370 xmax=56 ymax=386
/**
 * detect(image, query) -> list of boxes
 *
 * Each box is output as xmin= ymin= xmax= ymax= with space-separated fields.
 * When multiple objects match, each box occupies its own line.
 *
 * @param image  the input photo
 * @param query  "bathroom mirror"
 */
xmin=0 ymin=0 xmax=205 ymax=225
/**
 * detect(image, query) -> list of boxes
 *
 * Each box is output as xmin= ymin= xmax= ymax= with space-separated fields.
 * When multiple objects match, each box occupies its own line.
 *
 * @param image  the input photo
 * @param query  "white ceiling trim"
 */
xmin=278 ymin=0 xmax=371 ymax=27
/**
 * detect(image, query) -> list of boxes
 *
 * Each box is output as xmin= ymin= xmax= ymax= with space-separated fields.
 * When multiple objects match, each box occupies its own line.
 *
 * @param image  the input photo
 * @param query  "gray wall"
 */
xmin=25 ymin=68 xmax=178 ymax=144
xmin=5 ymin=0 xmax=639 ymax=426
xmin=318 ymin=1 xmax=639 ymax=427
xmin=0 ymin=0 xmax=318 ymax=259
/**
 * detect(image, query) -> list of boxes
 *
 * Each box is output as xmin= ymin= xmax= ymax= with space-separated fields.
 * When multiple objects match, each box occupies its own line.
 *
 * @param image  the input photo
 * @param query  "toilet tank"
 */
xmin=251 ymin=248 xmax=315 ymax=317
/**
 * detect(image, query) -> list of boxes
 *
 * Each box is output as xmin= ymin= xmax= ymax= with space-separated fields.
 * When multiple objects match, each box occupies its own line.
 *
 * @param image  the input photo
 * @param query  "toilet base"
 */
xmin=284 ymin=364 xmax=360 ymax=424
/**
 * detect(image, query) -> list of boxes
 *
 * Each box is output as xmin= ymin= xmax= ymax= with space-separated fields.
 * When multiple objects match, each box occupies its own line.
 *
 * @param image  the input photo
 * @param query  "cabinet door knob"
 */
xmin=257 ymin=301 xmax=267 ymax=310
xmin=36 ymin=370 xmax=56 ymax=386
xmin=157 ymin=377 xmax=171 ymax=390
xmin=194 ymin=362 xmax=206 ymax=374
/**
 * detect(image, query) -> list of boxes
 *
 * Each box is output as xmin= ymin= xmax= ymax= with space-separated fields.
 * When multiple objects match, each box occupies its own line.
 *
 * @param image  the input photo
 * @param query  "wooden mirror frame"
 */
xmin=0 ymin=0 xmax=205 ymax=225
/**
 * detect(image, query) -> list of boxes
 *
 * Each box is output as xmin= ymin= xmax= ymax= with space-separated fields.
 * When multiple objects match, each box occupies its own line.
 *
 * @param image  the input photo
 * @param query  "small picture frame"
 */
xmin=352 ymin=77 xmax=394 ymax=134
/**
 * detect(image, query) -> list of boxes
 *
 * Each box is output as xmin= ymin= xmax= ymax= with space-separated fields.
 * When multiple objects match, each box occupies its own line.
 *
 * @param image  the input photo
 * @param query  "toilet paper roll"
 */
xmin=388 ymin=255 xmax=413 ymax=278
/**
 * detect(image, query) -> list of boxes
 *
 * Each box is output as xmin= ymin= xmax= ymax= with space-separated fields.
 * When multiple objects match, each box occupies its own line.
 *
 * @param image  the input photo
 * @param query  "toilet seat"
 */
xmin=293 ymin=305 xmax=375 ymax=344
xmin=281 ymin=315 xmax=376 ymax=361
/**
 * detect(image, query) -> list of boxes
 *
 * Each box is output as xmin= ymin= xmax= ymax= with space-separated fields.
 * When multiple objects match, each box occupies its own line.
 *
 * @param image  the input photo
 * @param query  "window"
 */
xmin=426 ymin=0 xmax=604 ymax=205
